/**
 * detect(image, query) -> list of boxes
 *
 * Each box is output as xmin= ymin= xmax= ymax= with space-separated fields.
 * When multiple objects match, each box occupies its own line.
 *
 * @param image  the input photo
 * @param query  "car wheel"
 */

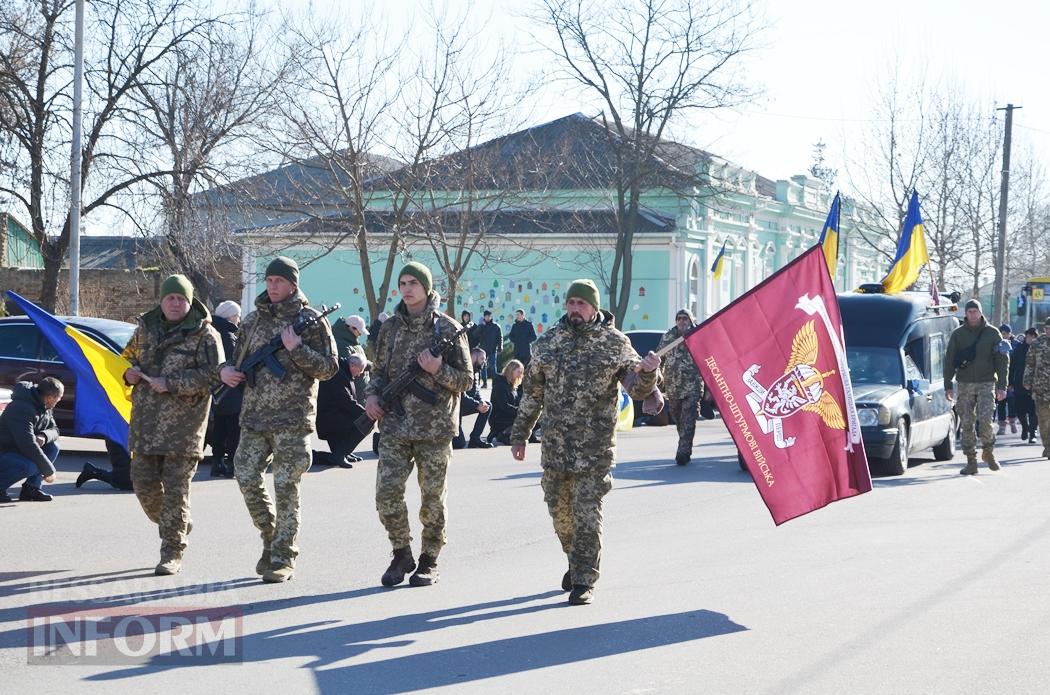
xmin=932 ymin=412 xmax=957 ymax=461
xmin=885 ymin=417 xmax=909 ymax=476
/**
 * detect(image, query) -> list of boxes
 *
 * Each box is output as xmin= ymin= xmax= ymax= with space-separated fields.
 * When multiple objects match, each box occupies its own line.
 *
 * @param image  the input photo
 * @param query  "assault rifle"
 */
xmin=213 ymin=303 xmax=340 ymax=403
xmin=353 ymin=322 xmax=470 ymax=436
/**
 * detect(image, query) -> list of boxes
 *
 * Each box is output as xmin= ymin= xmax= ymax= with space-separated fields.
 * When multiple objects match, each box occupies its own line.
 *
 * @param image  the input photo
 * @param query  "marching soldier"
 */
xmin=657 ymin=309 xmax=703 ymax=465
xmin=365 ymin=262 xmax=473 ymax=588
xmin=1023 ymin=318 xmax=1050 ymax=458
xmin=123 ymin=275 xmax=223 ymax=575
xmin=219 ymin=257 xmax=337 ymax=583
xmin=511 ymin=279 xmax=660 ymax=605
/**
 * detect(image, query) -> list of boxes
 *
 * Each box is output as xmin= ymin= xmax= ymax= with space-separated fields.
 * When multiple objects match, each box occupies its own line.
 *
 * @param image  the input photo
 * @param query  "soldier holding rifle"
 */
xmin=219 ymin=257 xmax=337 ymax=583
xmin=365 ymin=262 xmax=473 ymax=588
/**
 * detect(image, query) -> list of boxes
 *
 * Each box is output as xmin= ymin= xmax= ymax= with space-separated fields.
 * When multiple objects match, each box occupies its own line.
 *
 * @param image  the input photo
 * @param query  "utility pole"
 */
xmin=68 ymin=0 xmax=85 ymax=315
xmin=992 ymin=103 xmax=1020 ymax=326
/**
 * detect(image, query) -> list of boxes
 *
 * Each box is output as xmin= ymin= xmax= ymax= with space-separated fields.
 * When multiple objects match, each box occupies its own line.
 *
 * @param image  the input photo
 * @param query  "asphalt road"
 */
xmin=2 ymin=417 xmax=1050 ymax=694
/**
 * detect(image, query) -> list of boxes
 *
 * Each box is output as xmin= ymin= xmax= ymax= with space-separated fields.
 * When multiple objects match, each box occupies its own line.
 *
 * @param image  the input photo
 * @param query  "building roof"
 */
xmin=73 ymin=236 xmax=160 ymax=270
xmin=370 ymin=113 xmax=712 ymax=193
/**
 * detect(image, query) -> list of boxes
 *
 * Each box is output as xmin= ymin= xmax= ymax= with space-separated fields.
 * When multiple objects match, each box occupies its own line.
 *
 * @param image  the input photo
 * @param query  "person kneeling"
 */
xmin=0 ymin=378 xmax=64 ymax=502
xmin=314 ymin=354 xmax=370 ymax=468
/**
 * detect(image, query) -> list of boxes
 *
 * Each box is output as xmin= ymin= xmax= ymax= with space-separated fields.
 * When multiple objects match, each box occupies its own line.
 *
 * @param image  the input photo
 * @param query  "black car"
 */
xmin=0 ymin=315 xmax=136 ymax=432
xmin=839 ymin=291 xmax=959 ymax=475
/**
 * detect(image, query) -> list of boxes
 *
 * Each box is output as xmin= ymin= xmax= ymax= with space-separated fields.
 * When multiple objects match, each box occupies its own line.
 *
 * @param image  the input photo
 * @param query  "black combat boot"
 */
xmin=561 ymin=569 xmax=572 ymax=592
xmin=381 ymin=547 xmax=416 ymax=587
xmin=675 ymin=451 xmax=690 ymax=466
xmin=568 ymin=585 xmax=594 ymax=605
xmin=409 ymin=553 xmax=440 ymax=586
xmin=76 ymin=463 xmax=111 ymax=488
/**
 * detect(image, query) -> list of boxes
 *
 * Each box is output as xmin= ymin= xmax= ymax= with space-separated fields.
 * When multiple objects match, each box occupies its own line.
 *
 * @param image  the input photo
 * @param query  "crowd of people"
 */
xmin=0 ymin=259 xmax=670 ymax=606
xmin=14 ymin=262 xmax=1049 ymax=603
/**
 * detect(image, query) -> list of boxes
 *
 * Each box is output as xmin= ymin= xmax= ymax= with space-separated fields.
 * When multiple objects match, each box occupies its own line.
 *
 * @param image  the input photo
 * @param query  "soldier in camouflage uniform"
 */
xmin=219 ymin=257 xmax=338 ymax=583
xmin=1022 ymin=318 xmax=1050 ymax=458
xmin=365 ymin=262 xmax=473 ymax=588
xmin=657 ymin=308 xmax=704 ymax=465
xmin=511 ymin=279 xmax=661 ymax=605
xmin=123 ymin=275 xmax=223 ymax=576
xmin=944 ymin=299 xmax=1008 ymax=475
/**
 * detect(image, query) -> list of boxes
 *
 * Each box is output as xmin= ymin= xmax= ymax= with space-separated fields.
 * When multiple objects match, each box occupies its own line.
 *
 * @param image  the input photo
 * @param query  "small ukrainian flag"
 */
xmin=711 ymin=241 xmax=727 ymax=281
xmin=881 ymin=190 xmax=929 ymax=294
xmin=817 ymin=192 xmax=841 ymax=279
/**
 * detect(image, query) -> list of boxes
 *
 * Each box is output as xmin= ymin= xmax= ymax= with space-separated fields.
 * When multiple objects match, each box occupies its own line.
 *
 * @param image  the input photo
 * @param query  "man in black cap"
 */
xmin=996 ymin=323 xmax=1017 ymax=435
xmin=944 ymin=299 xmax=1008 ymax=474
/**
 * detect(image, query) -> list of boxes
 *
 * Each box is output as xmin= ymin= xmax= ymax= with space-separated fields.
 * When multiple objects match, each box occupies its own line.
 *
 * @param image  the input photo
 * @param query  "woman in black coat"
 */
xmin=209 ymin=301 xmax=243 ymax=477
xmin=487 ymin=359 xmax=524 ymax=445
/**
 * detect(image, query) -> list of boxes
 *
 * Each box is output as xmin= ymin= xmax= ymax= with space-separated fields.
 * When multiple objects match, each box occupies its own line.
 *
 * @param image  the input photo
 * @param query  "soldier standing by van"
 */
xmin=944 ymin=299 xmax=1008 ymax=475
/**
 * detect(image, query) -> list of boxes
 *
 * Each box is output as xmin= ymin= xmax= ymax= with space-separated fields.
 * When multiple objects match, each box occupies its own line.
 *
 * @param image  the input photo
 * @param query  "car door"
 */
xmin=0 ymin=321 xmax=44 ymax=391
xmin=903 ymin=351 xmax=934 ymax=450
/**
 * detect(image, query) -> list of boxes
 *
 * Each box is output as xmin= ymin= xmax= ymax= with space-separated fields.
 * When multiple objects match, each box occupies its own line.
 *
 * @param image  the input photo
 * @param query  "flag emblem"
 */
xmin=743 ymin=319 xmax=846 ymax=449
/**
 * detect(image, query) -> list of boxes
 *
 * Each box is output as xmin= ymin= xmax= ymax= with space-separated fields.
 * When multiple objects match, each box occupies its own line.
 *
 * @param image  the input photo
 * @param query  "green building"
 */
xmin=223 ymin=114 xmax=890 ymax=334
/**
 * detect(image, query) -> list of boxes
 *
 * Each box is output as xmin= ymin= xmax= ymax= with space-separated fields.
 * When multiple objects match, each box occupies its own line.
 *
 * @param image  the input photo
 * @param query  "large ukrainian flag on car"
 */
xmin=881 ymin=190 xmax=929 ymax=294
xmin=6 ymin=291 xmax=132 ymax=449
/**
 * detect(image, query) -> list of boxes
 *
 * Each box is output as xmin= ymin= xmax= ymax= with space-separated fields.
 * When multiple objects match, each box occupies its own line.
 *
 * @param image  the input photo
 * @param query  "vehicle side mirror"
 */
xmin=908 ymin=378 xmax=930 ymax=396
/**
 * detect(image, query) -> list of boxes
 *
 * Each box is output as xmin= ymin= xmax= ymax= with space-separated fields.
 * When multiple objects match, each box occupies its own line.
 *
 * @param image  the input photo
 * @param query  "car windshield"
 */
xmin=845 ymin=347 xmax=903 ymax=385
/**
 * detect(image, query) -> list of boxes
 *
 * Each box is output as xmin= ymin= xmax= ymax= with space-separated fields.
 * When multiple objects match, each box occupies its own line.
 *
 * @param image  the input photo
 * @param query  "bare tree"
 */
xmin=126 ymin=9 xmax=291 ymax=303
xmin=0 ymin=0 xmax=217 ymax=310
xmin=809 ymin=139 xmax=837 ymax=193
xmin=530 ymin=0 xmax=760 ymax=326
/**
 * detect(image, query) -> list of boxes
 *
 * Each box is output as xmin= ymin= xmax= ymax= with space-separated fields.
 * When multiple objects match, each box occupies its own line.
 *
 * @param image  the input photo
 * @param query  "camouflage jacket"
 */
xmin=365 ymin=292 xmax=473 ymax=442
xmin=122 ymin=299 xmax=223 ymax=457
xmin=511 ymin=311 xmax=660 ymax=472
xmin=656 ymin=326 xmax=702 ymax=399
xmin=229 ymin=290 xmax=338 ymax=432
xmin=1023 ymin=334 xmax=1050 ymax=399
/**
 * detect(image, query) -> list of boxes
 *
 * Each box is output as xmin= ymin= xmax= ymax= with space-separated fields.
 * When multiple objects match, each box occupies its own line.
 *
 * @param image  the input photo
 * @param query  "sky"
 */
xmin=348 ymin=0 xmax=1050 ymax=184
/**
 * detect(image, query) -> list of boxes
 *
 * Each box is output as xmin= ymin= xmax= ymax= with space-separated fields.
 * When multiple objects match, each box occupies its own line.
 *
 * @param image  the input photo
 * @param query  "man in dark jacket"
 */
xmin=0 ymin=378 xmax=63 ymax=502
xmin=944 ymin=299 xmax=1008 ymax=475
xmin=314 ymin=354 xmax=369 ymax=468
xmin=1011 ymin=328 xmax=1038 ymax=443
xmin=474 ymin=310 xmax=503 ymax=387
xmin=208 ymin=300 xmax=243 ymax=477
xmin=508 ymin=309 xmax=537 ymax=367
xmin=453 ymin=348 xmax=494 ymax=449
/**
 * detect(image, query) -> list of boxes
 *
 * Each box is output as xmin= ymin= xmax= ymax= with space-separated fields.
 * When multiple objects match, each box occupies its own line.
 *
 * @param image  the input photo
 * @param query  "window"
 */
xmin=929 ymin=334 xmax=944 ymax=382
xmin=904 ymin=355 xmax=924 ymax=381
xmin=0 ymin=324 xmax=41 ymax=360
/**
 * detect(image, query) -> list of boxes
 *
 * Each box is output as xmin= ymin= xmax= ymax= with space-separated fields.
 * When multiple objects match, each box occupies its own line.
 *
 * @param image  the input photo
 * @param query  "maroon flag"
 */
xmin=686 ymin=246 xmax=871 ymax=524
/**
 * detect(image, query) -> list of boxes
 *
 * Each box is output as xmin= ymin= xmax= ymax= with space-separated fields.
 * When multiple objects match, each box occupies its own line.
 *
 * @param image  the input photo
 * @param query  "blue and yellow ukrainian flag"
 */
xmin=710 ymin=241 xmax=727 ymax=280
xmin=6 ymin=291 xmax=132 ymax=449
xmin=817 ymin=192 xmax=841 ymax=279
xmin=881 ymin=190 xmax=929 ymax=294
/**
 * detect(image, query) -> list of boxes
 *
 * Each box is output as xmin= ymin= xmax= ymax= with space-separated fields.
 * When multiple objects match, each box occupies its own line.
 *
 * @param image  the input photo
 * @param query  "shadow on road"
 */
xmin=84 ymin=590 xmax=745 ymax=691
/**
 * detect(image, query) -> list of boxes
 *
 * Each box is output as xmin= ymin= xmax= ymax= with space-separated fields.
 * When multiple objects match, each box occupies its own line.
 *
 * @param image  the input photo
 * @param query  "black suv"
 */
xmin=0 ymin=315 xmax=136 ymax=432
xmin=839 ymin=292 xmax=959 ymax=475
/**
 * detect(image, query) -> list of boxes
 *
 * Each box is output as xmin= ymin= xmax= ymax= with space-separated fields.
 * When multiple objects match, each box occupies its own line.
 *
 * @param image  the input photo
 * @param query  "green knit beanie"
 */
xmin=265 ymin=256 xmax=299 ymax=285
xmin=566 ymin=278 xmax=601 ymax=310
xmin=399 ymin=261 xmax=433 ymax=294
xmin=160 ymin=274 xmax=194 ymax=303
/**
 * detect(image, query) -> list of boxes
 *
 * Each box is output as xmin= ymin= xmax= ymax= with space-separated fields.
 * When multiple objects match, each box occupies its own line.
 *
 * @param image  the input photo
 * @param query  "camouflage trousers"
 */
xmin=956 ymin=381 xmax=997 ymax=456
xmin=1036 ymin=399 xmax=1050 ymax=454
xmin=541 ymin=468 xmax=613 ymax=588
xmin=376 ymin=434 xmax=451 ymax=557
xmin=131 ymin=454 xmax=199 ymax=560
xmin=234 ymin=428 xmax=312 ymax=567
xmin=667 ymin=393 xmax=700 ymax=456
